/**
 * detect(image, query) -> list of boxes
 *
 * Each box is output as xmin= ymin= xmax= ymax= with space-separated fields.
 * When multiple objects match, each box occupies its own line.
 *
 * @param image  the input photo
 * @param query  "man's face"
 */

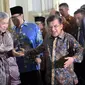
xmin=0 ymin=18 xmax=9 ymax=32
xmin=48 ymin=19 xmax=63 ymax=37
xmin=74 ymin=13 xmax=84 ymax=27
xmin=59 ymin=6 xmax=68 ymax=16
xmin=36 ymin=22 xmax=44 ymax=32
xmin=11 ymin=14 xmax=22 ymax=27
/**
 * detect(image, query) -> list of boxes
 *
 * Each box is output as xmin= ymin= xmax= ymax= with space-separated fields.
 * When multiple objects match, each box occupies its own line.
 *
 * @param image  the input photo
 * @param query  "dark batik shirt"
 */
xmin=44 ymin=31 xmax=83 ymax=85
xmin=0 ymin=31 xmax=13 ymax=85
xmin=24 ymin=31 xmax=83 ymax=85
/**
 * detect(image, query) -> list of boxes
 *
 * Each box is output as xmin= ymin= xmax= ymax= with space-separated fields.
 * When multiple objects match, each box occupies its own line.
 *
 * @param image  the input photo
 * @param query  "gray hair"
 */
xmin=0 ymin=12 xmax=9 ymax=20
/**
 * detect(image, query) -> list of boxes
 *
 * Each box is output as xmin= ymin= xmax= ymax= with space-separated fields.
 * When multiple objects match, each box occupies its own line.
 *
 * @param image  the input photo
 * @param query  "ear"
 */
xmin=21 ymin=14 xmax=24 ymax=18
xmin=67 ymin=7 xmax=69 ymax=11
xmin=60 ymin=24 xmax=63 ymax=30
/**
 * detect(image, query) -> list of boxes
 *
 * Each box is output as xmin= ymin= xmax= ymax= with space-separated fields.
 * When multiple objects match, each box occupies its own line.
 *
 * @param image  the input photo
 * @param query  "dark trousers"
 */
xmin=74 ymin=59 xmax=85 ymax=85
xmin=20 ymin=70 xmax=43 ymax=85
xmin=40 ymin=70 xmax=46 ymax=85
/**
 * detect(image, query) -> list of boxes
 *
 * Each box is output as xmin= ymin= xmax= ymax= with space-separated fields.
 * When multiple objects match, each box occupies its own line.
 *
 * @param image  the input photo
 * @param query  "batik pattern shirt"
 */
xmin=63 ymin=15 xmax=78 ymax=40
xmin=0 ymin=31 xmax=13 ymax=85
xmin=44 ymin=32 xmax=83 ymax=85
xmin=12 ymin=21 xmax=43 ymax=72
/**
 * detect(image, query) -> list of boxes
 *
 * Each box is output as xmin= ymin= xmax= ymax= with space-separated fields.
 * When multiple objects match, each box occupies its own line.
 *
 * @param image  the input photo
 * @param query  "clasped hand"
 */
xmin=64 ymin=57 xmax=75 ymax=68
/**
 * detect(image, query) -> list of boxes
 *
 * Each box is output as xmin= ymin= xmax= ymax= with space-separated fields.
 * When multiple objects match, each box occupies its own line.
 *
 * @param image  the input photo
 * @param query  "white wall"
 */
xmin=9 ymin=0 xmax=16 ymax=8
xmin=59 ymin=0 xmax=85 ymax=16
xmin=9 ymin=0 xmax=55 ymax=22
xmin=9 ymin=0 xmax=85 ymax=21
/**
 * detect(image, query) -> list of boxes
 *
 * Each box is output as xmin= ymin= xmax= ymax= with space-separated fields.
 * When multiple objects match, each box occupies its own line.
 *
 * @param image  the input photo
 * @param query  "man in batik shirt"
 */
xmin=59 ymin=3 xmax=78 ymax=40
xmin=0 ymin=12 xmax=24 ymax=85
xmin=10 ymin=6 xmax=43 ymax=85
xmin=25 ymin=15 xmax=83 ymax=85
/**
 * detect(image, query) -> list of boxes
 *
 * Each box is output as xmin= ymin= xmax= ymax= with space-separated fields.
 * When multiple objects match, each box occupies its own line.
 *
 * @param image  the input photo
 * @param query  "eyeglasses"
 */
xmin=49 ymin=24 xmax=61 ymax=29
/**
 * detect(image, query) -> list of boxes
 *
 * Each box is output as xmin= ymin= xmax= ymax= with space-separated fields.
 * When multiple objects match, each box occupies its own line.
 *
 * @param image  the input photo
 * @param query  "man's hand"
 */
xmin=35 ymin=58 xmax=41 ymax=64
xmin=20 ymin=48 xmax=25 ymax=52
xmin=12 ymin=49 xmax=24 ymax=57
xmin=61 ymin=16 xmax=69 ymax=24
xmin=64 ymin=57 xmax=74 ymax=68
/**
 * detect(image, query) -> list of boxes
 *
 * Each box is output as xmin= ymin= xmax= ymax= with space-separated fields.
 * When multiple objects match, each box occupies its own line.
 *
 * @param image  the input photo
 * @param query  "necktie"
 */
xmin=51 ymin=37 xmax=57 ymax=85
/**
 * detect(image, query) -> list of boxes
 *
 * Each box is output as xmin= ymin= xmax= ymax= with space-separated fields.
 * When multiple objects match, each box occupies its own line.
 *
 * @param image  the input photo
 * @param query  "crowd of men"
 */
xmin=0 ymin=2 xmax=85 ymax=85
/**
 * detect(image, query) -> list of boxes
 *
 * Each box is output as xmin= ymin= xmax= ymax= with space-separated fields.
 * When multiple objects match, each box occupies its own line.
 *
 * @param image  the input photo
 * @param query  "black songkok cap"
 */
xmin=10 ymin=6 xmax=23 ymax=15
xmin=35 ymin=16 xmax=45 ymax=24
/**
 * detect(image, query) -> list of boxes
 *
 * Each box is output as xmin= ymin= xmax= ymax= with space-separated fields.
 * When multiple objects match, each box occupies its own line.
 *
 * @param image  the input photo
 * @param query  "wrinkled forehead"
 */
xmin=11 ymin=13 xmax=20 ymax=16
xmin=0 ymin=17 xmax=9 ymax=23
xmin=74 ymin=13 xmax=84 ymax=19
xmin=59 ymin=6 xmax=68 ymax=11
xmin=48 ymin=19 xmax=61 ymax=26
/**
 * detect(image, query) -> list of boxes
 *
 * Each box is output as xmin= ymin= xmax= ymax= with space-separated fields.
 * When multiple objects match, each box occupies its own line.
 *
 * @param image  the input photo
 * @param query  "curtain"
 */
xmin=0 ymin=0 xmax=10 ymax=14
